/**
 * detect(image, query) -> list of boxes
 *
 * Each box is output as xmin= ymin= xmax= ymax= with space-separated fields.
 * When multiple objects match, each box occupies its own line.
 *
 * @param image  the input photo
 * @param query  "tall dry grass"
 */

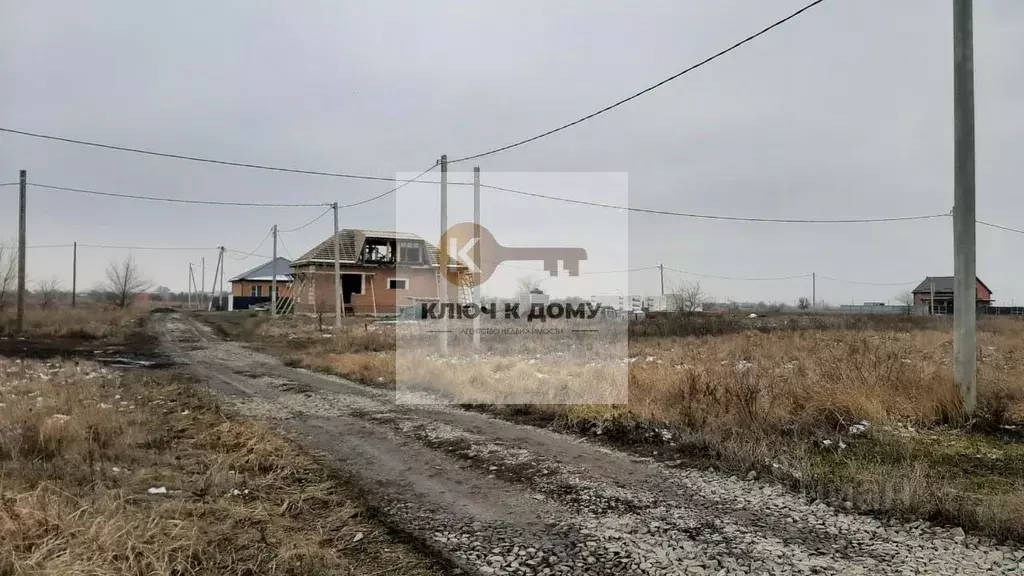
xmin=0 ymin=358 xmax=438 ymax=575
xmin=0 ymin=306 xmax=144 ymax=339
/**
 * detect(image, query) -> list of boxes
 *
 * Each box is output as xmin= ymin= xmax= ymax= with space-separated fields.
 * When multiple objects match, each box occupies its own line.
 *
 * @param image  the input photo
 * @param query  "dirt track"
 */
xmin=153 ymin=312 xmax=1024 ymax=576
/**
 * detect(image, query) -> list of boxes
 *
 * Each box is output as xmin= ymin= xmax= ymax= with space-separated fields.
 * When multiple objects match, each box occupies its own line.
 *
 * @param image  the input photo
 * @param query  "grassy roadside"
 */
xmin=0 ymin=309 xmax=442 ymax=576
xmin=204 ymin=311 xmax=1024 ymax=543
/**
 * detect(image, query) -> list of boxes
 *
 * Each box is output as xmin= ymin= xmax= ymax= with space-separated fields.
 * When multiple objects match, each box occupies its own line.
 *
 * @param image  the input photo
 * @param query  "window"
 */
xmin=388 ymin=278 xmax=408 ymax=290
xmin=398 ymin=241 xmax=421 ymax=264
xmin=250 ymin=285 xmax=263 ymax=297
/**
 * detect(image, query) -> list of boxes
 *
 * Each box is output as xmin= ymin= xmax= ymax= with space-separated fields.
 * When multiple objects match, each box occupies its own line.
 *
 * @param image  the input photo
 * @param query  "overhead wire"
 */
xmin=479 ymin=183 xmax=950 ymax=223
xmin=447 ymin=0 xmax=830 ymax=164
xmin=227 ymin=229 xmax=273 ymax=260
xmin=0 ymin=127 xmax=411 ymax=183
xmin=664 ymin=266 xmax=810 ymax=282
xmin=977 ymin=219 xmax=1024 ymax=235
xmin=279 ymin=207 xmax=332 ymax=233
xmin=28 ymin=182 xmax=330 ymax=208
xmin=815 ymin=275 xmax=919 ymax=286
xmin=336 ymin=163 xmax=439 ymax=209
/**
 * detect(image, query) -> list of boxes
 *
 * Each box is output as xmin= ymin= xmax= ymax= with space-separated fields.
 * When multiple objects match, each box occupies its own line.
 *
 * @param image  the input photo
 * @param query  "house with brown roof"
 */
xmin=911 ymin=276 xmax=993 ymax=315
xmin=291 ymin=229 xmax=467 ymax=316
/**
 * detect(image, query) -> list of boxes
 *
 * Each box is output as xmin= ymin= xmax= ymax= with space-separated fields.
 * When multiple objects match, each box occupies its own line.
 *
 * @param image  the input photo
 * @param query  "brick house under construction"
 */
xmin=290 ymin=229 xmax=467 ymax=316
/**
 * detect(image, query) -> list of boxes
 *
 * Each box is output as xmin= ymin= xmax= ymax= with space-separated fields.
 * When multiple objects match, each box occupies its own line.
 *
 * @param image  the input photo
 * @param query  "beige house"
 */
xmin=291 ymin=229 xmax=466 ymax=316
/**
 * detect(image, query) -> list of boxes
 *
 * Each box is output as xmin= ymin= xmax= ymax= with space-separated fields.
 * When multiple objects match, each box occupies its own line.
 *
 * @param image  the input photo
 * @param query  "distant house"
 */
xmin=229 ymin=257 xmax=294 ymax=300
xmin=290 ymin=229 xmax=467 ymax=316
xmin=912 ymin=276 xmax=992 ymax=314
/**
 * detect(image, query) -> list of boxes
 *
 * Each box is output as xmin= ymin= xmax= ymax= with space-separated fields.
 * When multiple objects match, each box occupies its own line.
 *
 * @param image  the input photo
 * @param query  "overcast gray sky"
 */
xmin=2 ymin=0 xmax=1022 ymax=304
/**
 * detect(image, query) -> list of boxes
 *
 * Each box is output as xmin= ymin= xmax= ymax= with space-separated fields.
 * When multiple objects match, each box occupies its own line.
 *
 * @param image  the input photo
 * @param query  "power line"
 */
xmin=29 ymin=182 xmax=330 ymax=208
xmin=0 ymin=126 xmax=420 ymax=183
xmin=480 ymin=183 xmax=949 ymax=223
xmin=977 ymin=219 xmax=1024 ymax=235
xmin=0 ymin=182 xmax=18 ymax=187
xmin=227 ymin=230 xmax=273 ymax=260
xmin=664 ymin=266 xmax=809 ymax=282
xmin=225 ymin=248 xmax=273 ymax=259
xmin=500 ymin=263 xmax=657 ymax=275
xmin=79 ymin=243 xmax=215 ymax=251
xmin=337 ymin=163 xmax=439 ymax=209
xmin=25 ymin=243 xmax=215 ymax=251
xmin=279 ymin=207 xmax=332 ymax=233
xmin=816 ymin=275 xmax=918 ymax=286
xmin=448 ymin=0 xmax=830 ymax=164
xmin=0 ymin=2 xmax=830 ymax=175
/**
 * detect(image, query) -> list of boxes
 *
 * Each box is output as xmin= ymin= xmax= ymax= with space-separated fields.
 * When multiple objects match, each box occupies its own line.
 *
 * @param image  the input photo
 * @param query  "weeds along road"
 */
xmin=151 ymin=312 xmax=1023 ymax=576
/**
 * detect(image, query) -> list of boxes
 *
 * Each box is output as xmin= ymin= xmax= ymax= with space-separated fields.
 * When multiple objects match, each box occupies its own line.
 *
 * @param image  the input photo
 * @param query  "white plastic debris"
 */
xmin=180 ymin=410 xmax=190 ymax=415
xmin=848 ymin=420 xmax=870 ymax=435
xmin=98 ymin=403 xmax=113 ymax=409
xmin=111 ymin=467 xmax=123 ymax=473
xmin=352 ymin=532 xmax=364 ymax=543
xmin=748 ymin=313 xmax=758 ymax=318
xmin=49 ymin=414 xmax=70 ymax=424
xmin=822 ymin=439 xmax=833 ymax=447
xmin=147 ymin=486 xmax=168 ymax=495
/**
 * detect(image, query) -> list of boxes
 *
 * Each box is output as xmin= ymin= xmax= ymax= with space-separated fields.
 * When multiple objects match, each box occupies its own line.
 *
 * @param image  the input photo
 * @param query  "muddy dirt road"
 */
xmin=153 ymin=312 xmax=1023 ymax=575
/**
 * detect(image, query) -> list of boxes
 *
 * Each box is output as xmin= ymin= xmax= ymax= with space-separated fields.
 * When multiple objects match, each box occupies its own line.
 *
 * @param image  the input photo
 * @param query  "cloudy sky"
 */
xmin=1 ymin=0 xmax=1022 ymax=305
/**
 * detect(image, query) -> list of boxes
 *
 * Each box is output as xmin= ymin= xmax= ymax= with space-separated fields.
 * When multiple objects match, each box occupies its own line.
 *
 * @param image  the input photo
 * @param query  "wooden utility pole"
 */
xmin=71 ymin=242 xmax=77 ymax=308
xmin=473 ymin=165 xmax=481 ymax=349
xmin=271 ymin=224 xmax=278 ymax=317
xmin=812 ymin=272 xmax=816 ymax=311
xmin=953 ymin=0 xmax=977 ymax=414
xmin=16 ymin=170 xmax=26 ymax=333
xmin=333 ymin=202 xmax=342 ymax=328
xmin=439 ymin=154 xmax=448 ymax=355
xmin=659 ymin=263 xmax=665 ymax=296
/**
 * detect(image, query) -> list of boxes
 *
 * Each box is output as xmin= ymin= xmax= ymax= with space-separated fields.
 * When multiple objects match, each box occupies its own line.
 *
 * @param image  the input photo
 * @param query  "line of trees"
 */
xmin=0 ymin=248 xmax=164 ymax=311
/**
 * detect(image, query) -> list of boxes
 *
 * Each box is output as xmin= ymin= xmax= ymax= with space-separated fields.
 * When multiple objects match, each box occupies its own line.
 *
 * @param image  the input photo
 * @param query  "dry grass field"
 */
xmin=0 ymin=310 xmax=441 ymax=576
xmin=213 ymin=312 xmax=1024 ymax=541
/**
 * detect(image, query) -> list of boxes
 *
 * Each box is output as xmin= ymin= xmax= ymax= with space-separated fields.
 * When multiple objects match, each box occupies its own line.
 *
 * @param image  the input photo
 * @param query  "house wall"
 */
xmin=230 ymin=280 xmax=294 ymax=298
xmin=914 ymin=280 xmax=992 ymax=306
xmin=293 ymin=266 xmax=441 ymax=315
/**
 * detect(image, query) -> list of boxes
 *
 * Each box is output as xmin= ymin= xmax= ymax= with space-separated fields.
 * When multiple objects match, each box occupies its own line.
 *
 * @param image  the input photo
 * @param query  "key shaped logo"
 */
xmin=438 ymin=222 xmax=587 ymax=287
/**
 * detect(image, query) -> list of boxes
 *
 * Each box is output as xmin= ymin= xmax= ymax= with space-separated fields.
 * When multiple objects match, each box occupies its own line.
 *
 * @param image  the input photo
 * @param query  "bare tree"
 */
xmin=104 ymin=256 xmax=151 ymax=309
xmin=669 ymin=280 xmax=706 ymax=315
xmin=515 ymin=276 xmax=543 ymax=299
xmin=37 ymin=277 xmax=61 ymax=309
xmin=896 ymin=290 xmax=916 ymax=315
xmin=797 ymin=296 xmax=811 ymax=310
xmin=315 ymin=293 xmax=330 ymax=332
xmin=0 ymin=242 xmax=17 ymax=312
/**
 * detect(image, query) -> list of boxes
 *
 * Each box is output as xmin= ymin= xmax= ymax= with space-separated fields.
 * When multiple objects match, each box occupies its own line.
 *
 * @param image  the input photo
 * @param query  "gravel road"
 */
xmin=153 ymin=313 xmax=1024 ymax=576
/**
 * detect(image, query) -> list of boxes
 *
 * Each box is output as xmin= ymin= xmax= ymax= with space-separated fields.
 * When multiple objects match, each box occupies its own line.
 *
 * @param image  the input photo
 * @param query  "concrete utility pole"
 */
xmin=812 ymin=272 xmax=816 ymax=311
xmin=953 ymin=0 xmax=977 ymax=414
xmin=71 ymin=242 xmax=77 ymax=308
xmin=201 ymin=256 xmax=206 ymax=309
xmin=473 ymin=165 xmax=481 ymax=349
xmin=271 ymin=224 xmax=278 ymax=317
xmin=930 ymin=277 xmax=936 ymax=316
xmin=659 ymin=263 xmax=665 ymax=296
xmin=333 ymin=202 xmax=342 ymax=328
xmin=188 ymin=263 xmax=194 ymax=309
xmin=439 ymin=154 xmax=449 ymax=355
xmin=16 ymin=170 xmax=26 ymax=333
xmin=219 ymin=246 xmax=226 ymax=311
